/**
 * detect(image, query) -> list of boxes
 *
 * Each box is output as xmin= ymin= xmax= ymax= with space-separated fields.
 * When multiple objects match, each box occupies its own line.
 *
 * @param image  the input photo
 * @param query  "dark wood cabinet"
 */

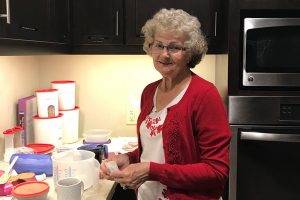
xmin=1 ymin=0 xmax=50 ymax=41
xmin=72 ymin=0 xmax=228 ymax=54
xmin=48 ymin=0 xmax=70 ymax=44
xmin=72 ymin=0 xmax=124 ymax=46
xmin=125 ymin=0 xmax=227 ymax=53
xmin=0 ymin=0 xmax=6 ymax=37
xmin=1 ymin=0 xmax=228 ymax=54
xmin=1 ymin=0 xmax=70 ymax=43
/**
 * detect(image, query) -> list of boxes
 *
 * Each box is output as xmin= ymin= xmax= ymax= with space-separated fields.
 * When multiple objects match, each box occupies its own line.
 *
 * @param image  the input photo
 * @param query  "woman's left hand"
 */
xmin=110 ymin=162 xmax=150 ymax=190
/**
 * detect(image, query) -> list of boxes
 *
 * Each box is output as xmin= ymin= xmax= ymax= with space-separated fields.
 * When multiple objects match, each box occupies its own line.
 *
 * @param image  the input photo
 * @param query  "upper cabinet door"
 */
xmin=73 ymin=0 xmax=124 ymax=45
xmin=0 ymin=0 xmax=50 ymax=41
xmin=125 ymin=0 xmax=227 ymax=53
xmin=0 ymin=0 xmax=6 ymax=37
xmin=47 ymin=0 xmax=70 ymax=44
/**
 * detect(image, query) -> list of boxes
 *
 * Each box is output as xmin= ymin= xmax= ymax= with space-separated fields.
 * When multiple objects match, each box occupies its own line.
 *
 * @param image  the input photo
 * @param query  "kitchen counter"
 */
xmin=0 ymin=162 xmax=117 ymax=200
xmin=0 ymin=137 xmax=137 ymax=200
xmin=45 ymin=177 xmax=117 ymax=200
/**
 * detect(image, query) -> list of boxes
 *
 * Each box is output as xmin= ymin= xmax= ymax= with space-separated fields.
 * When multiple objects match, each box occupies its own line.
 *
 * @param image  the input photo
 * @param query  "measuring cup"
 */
xmin=52 ymin=150 xmax=99 ymax=190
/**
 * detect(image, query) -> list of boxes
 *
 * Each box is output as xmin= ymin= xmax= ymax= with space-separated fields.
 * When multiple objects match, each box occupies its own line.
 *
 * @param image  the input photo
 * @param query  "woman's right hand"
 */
xmin=100 ymin=153 xmax=130 ymax=180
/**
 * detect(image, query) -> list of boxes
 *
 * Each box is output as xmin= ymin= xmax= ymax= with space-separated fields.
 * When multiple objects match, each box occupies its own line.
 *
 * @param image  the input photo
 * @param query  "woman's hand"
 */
xmin=111 ymin=162 xmax=150 ymax=190
xmin=100 ymin=153 xmax=130 ymax=180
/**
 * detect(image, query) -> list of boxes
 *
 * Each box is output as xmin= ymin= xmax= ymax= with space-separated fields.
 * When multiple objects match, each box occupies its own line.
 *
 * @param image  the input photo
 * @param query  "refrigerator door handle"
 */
xmin=240 ymin=131 xmax=300 ymax=142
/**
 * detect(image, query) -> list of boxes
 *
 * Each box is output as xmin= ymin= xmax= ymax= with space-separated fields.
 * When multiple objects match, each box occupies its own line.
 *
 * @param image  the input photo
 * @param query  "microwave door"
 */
xmin=242 ymin=18 xmax=300 ymax=87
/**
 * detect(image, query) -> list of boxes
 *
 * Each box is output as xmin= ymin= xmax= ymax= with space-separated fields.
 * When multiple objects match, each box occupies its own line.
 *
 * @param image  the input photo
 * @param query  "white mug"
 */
xmin=56 ymin=177 xmax=84 ymax=200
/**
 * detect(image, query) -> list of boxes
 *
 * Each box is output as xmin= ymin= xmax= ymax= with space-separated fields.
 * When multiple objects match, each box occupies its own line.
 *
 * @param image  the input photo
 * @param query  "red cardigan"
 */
xmin=127 ymin=73 xmax=231 ymax=200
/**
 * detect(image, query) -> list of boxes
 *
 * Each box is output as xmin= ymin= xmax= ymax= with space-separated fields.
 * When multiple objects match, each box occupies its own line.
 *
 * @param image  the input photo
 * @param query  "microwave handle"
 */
xmin=244 ymin=18 xmax=300 ymax=32
xmin=240 ymin=131 xmax=300 ymax=142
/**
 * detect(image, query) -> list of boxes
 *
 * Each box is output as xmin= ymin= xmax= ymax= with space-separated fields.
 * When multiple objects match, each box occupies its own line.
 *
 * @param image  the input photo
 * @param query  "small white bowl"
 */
xmin=83 ymin=129 xmax=112 ymax=143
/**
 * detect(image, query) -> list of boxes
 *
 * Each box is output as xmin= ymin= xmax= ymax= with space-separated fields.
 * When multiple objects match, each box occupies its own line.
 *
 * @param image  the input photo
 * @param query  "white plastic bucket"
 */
xmin=51 ymin=80 xmax=76 ymax=110
xmin=52 ymin=150 xmax=100 ymax=190
xmin=36 ymin=89 xmax=59 ymax=118
xmin=61 ymin=107 xmax=79 ymax=144
xmin=33 ymin=113 xmax=63 ymax=146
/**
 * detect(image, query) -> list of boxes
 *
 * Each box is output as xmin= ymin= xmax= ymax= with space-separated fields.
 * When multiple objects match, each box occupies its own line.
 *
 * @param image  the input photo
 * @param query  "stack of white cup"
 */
xmin=51 ymin=80 xmax=79 ymax=144
xmin=33 ymin=88 xmax=63 ymax=146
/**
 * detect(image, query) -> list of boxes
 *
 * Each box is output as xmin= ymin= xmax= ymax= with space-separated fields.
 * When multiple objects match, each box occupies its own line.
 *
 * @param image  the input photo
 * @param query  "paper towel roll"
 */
xmin=60 ymin=107 xmax=79 ymax=144
xmin=33 ymin=114 xmax=63 ymax=146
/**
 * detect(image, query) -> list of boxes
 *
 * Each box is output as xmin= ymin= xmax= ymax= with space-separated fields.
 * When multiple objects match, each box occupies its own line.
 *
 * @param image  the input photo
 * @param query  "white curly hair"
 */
xmin=141 ymin=8 xmax=208 ymax=68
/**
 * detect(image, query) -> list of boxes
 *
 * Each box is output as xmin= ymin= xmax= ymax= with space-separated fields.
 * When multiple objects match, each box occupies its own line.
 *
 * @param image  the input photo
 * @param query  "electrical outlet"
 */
xmin=126 ymin=95 xmax=140 ymax=125
xmin=126 ymin=106 xmax=138 ymax=125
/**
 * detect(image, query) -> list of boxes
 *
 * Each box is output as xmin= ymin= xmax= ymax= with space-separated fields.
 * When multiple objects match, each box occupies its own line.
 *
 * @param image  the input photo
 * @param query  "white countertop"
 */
xmin=45 ymin=178 xmax=117 ymax=200
xmin=0 ymin=136 xmax=137 ymax=200
xmin=0 ymin=179 xmax=116 ymax=200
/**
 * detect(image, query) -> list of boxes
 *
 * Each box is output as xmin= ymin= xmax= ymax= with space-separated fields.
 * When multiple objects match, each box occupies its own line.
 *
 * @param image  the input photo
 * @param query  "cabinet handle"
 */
xmin=214 ymin=11 xmax=218 ymax=37
xmin=0 ymin=0 xmax=11 ymax=24
xmin=87 ymin=35 xmax=104 ymax=43
xmin=20 ymin=26 xmax=38 ymax=31
xmin=115 ymin=11 xmax=119 ymax=36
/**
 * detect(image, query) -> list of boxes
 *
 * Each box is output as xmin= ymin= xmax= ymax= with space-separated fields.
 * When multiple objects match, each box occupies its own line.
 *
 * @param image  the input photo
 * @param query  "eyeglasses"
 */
xmin=151 ymin=42 xmax=187 ymax=54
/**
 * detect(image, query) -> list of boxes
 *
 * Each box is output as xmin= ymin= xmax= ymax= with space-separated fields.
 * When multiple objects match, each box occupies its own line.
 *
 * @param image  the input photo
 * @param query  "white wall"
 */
xmin=0 ymin=56 xmax=40 ymax=158
xmin=215 ymin=54 xmax=228 ymax=103
xmin=0 ymin=54 xmax=226 ymax=159
xmin=37 ymin=55 xmax=217 ymax=137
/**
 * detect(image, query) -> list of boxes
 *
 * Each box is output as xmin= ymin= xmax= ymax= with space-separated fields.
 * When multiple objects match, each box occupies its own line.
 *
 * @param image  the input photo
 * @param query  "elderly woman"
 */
xmin=100 ymin=8 xmax=231 ymax=200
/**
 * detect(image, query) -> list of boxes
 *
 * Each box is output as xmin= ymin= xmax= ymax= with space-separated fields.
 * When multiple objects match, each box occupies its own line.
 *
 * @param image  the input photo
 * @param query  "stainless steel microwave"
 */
xmin=243 ymin=18 xmax=300 ymax=87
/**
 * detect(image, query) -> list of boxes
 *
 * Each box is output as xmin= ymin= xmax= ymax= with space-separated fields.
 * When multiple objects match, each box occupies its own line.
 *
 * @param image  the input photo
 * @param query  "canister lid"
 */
xmin=51 ymin=80 xmax=75 ymax=84
xmin=12 ymin=181 xmax=49 ymax=198
xmin=3 ymin=129 xmax=14 ymax=135
xmin=35 ymin=88 xmax=58 ymax=93
xmin=26 ymin=143 xmax=55 ymax=154
xmin=13 ymin=126 xmax=23 ymax=131
xmin=33 ymin=113 xmax=63 ymax=119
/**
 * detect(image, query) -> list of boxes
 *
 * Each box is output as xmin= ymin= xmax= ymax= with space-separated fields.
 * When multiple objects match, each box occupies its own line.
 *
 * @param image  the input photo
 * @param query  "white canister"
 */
xmin=51 ymin=80 xmax=76 ymax=110
xmin=33 ymin=113 xmax=63 ymax=146
xmin=36 ymin=88 xmax=59 ymax=118
xmin=61 ymin=106 xmax=79 ymax=144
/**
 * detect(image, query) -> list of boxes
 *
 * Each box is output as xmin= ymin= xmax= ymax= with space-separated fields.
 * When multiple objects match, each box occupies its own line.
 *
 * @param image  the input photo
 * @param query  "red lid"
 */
xmin=3 ymin=129 xmax=14 ymax=135
xmin=13 ymin=126 xmax=23 ymax=131
xmin=25 ymin=143 xmax=55 ymax=154
xmin=59 ymin=106 xmax=80 ymax=111
xmin=12 ymin=181 xmax=49 ymax=198
xmin=51 ymin=80 xmax=75 ymax=84
xmin=33 ymin=113 xmax=63 ymax=119
xmin=35 ymin=88 xmax=58 ymax=93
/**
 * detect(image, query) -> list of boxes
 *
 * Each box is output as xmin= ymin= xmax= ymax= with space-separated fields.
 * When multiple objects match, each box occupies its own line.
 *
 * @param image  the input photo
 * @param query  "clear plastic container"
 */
xmin=3 ymin=129 xmax=14 ymax=148
xmin=52 ymin=150 xmax=99 ymax=190
xmin=12 ymin=126 xmax=23 ymax=148
xmin=3 ymin=126 xmax=24 ymax=150
xmin=83 ymin=129 xmax=112 ymax=143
